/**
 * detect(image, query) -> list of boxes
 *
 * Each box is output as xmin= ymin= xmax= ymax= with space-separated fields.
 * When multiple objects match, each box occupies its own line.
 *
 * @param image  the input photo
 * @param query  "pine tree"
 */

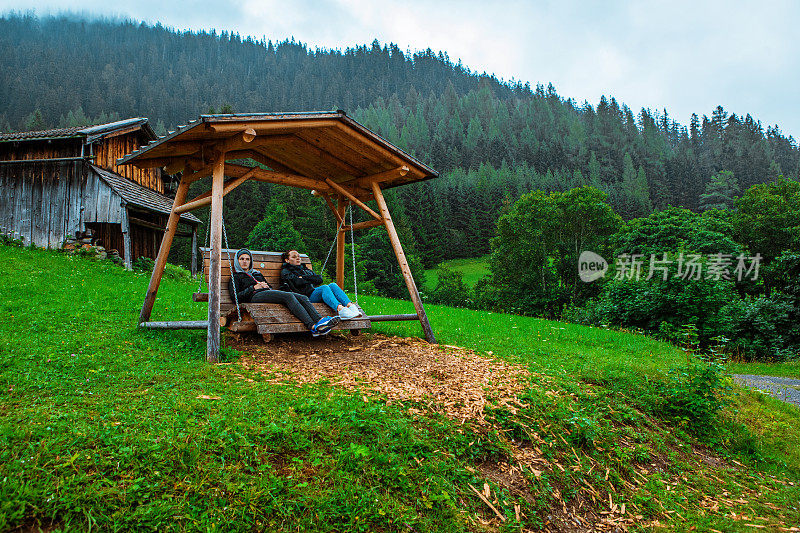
xmin=245 ymin=199 xmax=306 ymax=252
xmin=699 ymin=170 xmax=739 ymax=210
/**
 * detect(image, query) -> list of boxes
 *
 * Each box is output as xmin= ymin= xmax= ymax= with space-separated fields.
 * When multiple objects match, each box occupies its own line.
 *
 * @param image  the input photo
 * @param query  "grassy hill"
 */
xmin=1 ymin=244 xmax=799 ymax=532
xmin=424 ymin=256 xmax=491 ymax=290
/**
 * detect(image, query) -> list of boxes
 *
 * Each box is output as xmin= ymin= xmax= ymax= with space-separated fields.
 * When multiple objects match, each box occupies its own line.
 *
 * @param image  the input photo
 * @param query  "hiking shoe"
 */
xmin=311 ymin=316 xmax=341 ymax=336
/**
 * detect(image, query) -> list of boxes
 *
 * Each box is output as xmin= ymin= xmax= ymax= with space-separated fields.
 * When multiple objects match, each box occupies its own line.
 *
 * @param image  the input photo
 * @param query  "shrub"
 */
xmin=132 ymin=256 xmax=155 ymax=273
xmin=0 ymin=230 xmax=24 ymax=246
xmin=660 ymin=360 xmax=731 ymax=435
xmin=132 ymin=258 xmax=192 ymax=282
xmin=581 ymin=275 xmax=734 ymax=347
xmin=719 ymin=295 xmax=800 ymax=361
xmin=164 ymin=263 xmax=192 ymax=281
xmin=426 ymin=266 xmax=473 ymax=308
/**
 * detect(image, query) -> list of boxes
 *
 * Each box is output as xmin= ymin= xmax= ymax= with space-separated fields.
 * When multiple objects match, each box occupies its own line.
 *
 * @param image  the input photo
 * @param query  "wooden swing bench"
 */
xmin=192 ymin=248 xmax=371 ymax=341
xmin=127 ymin=112 xmax=437 ymax=361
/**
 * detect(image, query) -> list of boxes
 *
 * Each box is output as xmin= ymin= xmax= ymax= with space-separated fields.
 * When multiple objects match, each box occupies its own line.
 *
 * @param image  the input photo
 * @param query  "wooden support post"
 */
xmin=336 ymin=195 xmax=346 ymax=288
xmin=138 ymin=178 xmax=190 ymax=323
xmin=121 ymin=206 xmax=133 ymax=270
xmin=371 ymin=182 xmax=437 ymax=344
xmin=190 ymin=225 xmax=198 ymax=277
xmin=206 ymin=153 xmax=226 ymax=363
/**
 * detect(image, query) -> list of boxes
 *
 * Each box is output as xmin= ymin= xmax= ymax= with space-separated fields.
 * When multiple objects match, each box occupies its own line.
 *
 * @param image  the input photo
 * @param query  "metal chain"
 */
xmin=349 ymin=205 xmax=358 ymax=305
xmin=196 ymin=220 xmax=210 ymax=292
xmin=320 ymin=206 xmax=348 ymax=273
xmin=221 ymin=215 xmax=242 ymax=322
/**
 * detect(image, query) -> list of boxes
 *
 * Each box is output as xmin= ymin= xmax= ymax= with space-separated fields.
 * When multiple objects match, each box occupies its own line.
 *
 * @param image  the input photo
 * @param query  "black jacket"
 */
xmin=228 ymin=270 xmax=271 ymax=303
xmin=280 ymin=263 xmax=323 ymax=297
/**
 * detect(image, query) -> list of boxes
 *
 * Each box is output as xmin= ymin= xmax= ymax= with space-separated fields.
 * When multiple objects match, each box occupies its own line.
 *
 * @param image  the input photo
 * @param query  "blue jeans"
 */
xmin=309 ymin=283 xmax=352 ymax=310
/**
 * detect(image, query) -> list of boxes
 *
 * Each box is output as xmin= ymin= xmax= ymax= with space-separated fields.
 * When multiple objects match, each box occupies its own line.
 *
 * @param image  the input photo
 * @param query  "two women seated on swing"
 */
xmin=279 ymin=249 xmax=362 ymax=319
xmin=228 ymin=249 xmax=340 ymax=336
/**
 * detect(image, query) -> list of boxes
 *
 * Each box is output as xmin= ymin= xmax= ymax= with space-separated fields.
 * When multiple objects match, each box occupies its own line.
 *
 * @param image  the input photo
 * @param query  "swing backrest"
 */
xmin=199 ymin=248 xmax=312 ymax=312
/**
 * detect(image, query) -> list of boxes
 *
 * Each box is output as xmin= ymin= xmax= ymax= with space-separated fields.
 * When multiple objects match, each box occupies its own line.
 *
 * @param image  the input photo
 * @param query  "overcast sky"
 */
xmin=2 ymin=0 xmax=798 ymax=138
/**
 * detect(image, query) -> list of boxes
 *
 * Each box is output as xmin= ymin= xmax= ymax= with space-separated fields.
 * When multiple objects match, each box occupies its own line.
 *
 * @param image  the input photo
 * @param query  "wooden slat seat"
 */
xmin=198 ymin=247 xmax=370 ymax=340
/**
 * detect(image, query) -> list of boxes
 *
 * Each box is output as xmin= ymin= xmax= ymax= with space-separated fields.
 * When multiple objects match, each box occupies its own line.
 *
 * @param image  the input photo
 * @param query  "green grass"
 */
xmin=423 ymin=255 xmax=490 ymax=289
xmin=725 ymin=360 xmax=800 ymax=379
xmin=2 ymin=244 xmax=799 ymax=532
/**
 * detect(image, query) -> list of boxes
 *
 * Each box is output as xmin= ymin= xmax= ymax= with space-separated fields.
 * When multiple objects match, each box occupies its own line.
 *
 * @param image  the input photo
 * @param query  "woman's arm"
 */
xmin=302 ymin=266 xmax=323 ymax=286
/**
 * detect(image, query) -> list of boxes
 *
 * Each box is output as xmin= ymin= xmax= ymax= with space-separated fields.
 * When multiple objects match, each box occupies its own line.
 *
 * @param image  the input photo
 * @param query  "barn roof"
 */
xmin=91 ymin=165 xmax=200 ymax=224
xmin=0 ymin=118 xmax=155 ymax=143
xmin=117 ymin=111 xmax=438 ymax=193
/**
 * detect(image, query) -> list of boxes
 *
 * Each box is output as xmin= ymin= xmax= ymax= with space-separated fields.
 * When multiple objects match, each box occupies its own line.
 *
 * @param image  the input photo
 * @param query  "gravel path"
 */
xmin=732 ymin=374 xmax=800 ymax=407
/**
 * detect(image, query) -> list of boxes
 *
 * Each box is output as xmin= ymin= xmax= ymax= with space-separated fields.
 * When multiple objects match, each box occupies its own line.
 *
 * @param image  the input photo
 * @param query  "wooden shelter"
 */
xmin=0 ymin=118 xmax=201 ymax=269
xmin=118 ymin=111 xmax=439 ymax=361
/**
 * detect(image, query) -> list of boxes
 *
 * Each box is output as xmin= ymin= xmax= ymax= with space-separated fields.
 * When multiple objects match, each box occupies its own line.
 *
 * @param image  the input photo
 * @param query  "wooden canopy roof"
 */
xmin=117 ymin=111 xmax=437 ymax=198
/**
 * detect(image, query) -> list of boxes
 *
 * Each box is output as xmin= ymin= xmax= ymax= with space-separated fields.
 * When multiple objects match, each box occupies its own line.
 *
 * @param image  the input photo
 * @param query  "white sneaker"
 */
xmin=347 ymin=304 xmax=362 ymax=318
xmin=339 ymin=306 xmax=358 ymax=319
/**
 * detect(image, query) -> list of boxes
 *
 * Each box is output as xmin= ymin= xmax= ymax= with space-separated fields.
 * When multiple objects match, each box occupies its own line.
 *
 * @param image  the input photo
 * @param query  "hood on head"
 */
xmin=233 ymin=249 xmax=253 ymax=273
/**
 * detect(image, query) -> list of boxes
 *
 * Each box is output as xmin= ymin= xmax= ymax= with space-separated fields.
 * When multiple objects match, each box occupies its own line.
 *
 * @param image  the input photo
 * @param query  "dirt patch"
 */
xmin=229 ymin=331 xmax=532 ymax=427
xmin=225 ymin=332 xmax=758 ymax=532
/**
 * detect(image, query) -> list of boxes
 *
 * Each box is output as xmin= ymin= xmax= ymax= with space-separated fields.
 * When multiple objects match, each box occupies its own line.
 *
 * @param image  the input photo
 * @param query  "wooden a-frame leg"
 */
xmin=370 ymin=182 xmax=437 ymax=344
xmin=206 ymin=153 xmax=226 ymax=363
xmin=138 ymin=177 xmax=191 ymax=324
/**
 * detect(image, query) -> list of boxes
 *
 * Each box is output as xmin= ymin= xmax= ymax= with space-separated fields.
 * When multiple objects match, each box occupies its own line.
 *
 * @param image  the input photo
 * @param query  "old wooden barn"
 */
xmin=0 ymin=118 xmax=201 ymax=269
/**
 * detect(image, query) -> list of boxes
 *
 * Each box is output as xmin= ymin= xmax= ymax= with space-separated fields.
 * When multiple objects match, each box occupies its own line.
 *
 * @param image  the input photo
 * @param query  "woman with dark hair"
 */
xmin=280 ymin=249 xmax=362 ymax=319
xmin=229 ymin=249 xmax=339 ymax=336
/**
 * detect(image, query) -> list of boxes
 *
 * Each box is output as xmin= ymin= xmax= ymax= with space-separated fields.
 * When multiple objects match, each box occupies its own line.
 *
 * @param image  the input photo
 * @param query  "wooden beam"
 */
xmin=243 ymin=147 xmax=298 ymax=174
xmin=371 ymin=181 xmax=436 ymax=344
xmin=173 ymin=168 xmax=257 ymax=214
xmin=127 ymin=216 xmax=166 ymax=232
xmin=207 ymin=120 xmax=336 ymax=134
xmin=336 ymin=196 xmax=346 ymax=288
xmin=284 ymin=136 xmax=363 ymax=176
xmin=214 ymin=128 xmax=257 ymax=155
xmin=125 ymin=216 xmax=191 ymax=237
xmin=164 ymin=158 xmax=187 ymax=175
xmin=206 ymin=154 xmax=226 ymax=363
xmin=138 ymin=177 xmax=191 ymax=323
xmin=246 ymin=167 xmax=330 ymax=192
xmin=316 ymin=192 xmax=343 ymax=224
xmin=365 ymin=314 xmax=419 ymax=322
xmin=350 ymin=165 xmax=409 ymax=189
xmin=181 ymin=161 xmax=216 ymax=183
xmin=128 ymin=157 xmax=179 ymax=169
xmin=346 ymin=219 xmax=384 ymax=231
xmin=121 ymin=206 xmax=132 ymax=270
xmin=325 ymin=178 xmax=382 ymax=221
xmin=140 ymin=321 xmax=209 ymax=330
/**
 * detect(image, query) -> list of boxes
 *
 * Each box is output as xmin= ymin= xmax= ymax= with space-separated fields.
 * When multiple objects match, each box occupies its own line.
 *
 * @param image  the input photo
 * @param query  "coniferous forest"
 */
xmin=2 ymin=14 xmax=800 ymax=360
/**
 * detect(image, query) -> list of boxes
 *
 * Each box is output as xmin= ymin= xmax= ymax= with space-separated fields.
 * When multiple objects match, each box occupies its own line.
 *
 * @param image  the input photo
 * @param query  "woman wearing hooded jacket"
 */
xmin=280 ymin=249 xmax=362 ymax=319
xmin=228 ymin=249 xmax=339 ymax=336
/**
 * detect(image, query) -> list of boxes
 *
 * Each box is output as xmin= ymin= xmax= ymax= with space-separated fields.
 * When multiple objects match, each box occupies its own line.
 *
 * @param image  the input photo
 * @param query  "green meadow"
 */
xmin=423 ymin=256 xmax=490 ymax=289
xmin=1 ymin=244 xmax=799 ymax=532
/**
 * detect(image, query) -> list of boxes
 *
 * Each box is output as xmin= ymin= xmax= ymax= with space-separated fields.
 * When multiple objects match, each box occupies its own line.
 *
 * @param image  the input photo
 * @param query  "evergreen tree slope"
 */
xmin=3 ymin=13 xmax=799 ymax=262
